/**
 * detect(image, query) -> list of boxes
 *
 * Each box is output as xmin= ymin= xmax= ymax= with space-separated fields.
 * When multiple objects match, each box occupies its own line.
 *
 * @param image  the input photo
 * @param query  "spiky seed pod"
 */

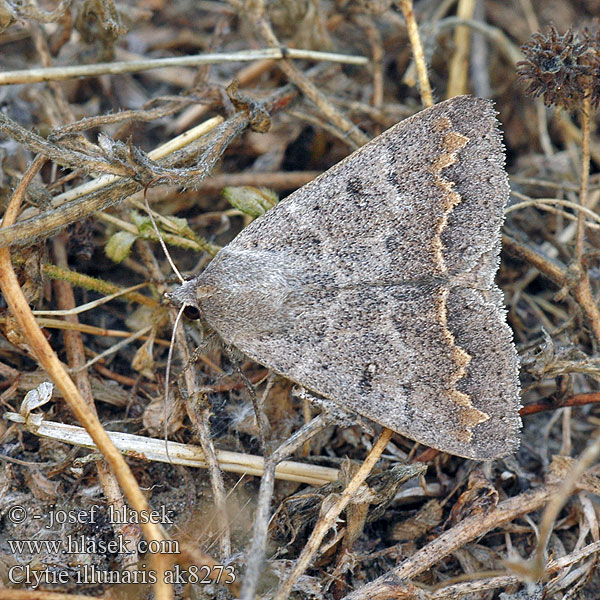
xmin=517 ymin=26 xmax=593 ymax=110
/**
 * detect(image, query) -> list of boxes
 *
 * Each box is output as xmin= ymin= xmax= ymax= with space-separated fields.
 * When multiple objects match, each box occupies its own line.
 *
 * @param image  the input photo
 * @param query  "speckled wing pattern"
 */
xmin=188 ymin=95 xmax=521 ymax=460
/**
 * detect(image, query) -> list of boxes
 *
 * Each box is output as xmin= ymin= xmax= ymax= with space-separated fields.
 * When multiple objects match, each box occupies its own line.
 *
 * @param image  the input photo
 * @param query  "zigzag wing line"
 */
xmin=430 ymin=116 xmax=489 ymax=440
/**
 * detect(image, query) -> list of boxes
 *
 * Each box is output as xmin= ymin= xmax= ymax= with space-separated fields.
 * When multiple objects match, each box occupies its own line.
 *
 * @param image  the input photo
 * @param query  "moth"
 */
xmin=168 ymin=95 xmax=522 ymax=460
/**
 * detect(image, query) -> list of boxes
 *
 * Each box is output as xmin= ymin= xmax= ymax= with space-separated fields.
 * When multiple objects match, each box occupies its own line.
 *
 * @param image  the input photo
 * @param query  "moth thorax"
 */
xmin=166 ymin=276 xmax=209 ymax=311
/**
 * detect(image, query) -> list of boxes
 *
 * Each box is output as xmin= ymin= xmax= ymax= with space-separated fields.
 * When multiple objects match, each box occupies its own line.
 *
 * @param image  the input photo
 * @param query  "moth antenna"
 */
xmin=163 ymin=302 xmax=187 ymax=463
xmin=143 ymin=189 xmax=185 ymax=284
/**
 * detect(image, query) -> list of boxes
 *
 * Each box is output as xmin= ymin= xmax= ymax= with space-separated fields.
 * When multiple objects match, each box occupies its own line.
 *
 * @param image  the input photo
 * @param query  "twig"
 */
xmin=436 ymin=16 xmax=523 ymax=66
xmin=0 ymin=112 xmax=134 ymax=177
xmin=286 ymin=107 xmax=361 ymax=149
xmin=556 ymin=111 xmax=600 ymax=166
xmin=136 ymin=230 xmax=233 ymax=558
xmin=6 ymin=115 xmax=223 ymax=226
xmin=194 ymin=170 xmax=321 ymax=193
xmin=341 ymin=483 xmax=561 ymax=600
xmin=0 ymin=74 xmax=310 ymax=249
xmin=446 ymin=0 xmax=475 ymax=98
xmin=521 ymin=393 xmax=600 ymax=416
xmin=3 ymin=413 xmax=339 ymax=486
xmin=502 ymin=233 xmax=567 ymax=287
xmin=0 ymin=317 xmax=168 ymax=348
xmin=535 ymin=97 xmax=555 ymax=158
xmin=71 ymin=326 xmax=153 ymax=373
xmin=98 ymin=211 xmax=219 ymax=256
xmin=0 ymin=156 xmax=172 ymax=600
xmin=509 ymin=176 xmax=597 ymax=191
xmin=41 ymin=264 xmax=157 ymax=307
xmin=573 ymin=270 xmax=600 ymax=345
xmin=172 ymin=310 xmax=233 ymax=559
xmin=241 ymin=414 xmax=332 ymax=600
xmin=568 ymin=94 xmax=600 ymax=347
xmin=470 ymin=1 xmax=491 ymax=98
xmin=51 ymin=234 xmax=141 ymax=569
xmin=575 ymin=94 xmax=592 ymax=266
xmin=505 ymin=228 xmax=600 ymax=343
xmin=0 ymin=47 xmax=368 ymax=85
xmin=431 ymin=538 xmax=600 ymax=598
xmin=32 ymin=283 xmax=148 ymax=316
xmin=249 ymin=5 xmax=369 ymax=148
xmin=353 ymin=15 xmax=384 ymax=111
xmin=516 ymin=435 xmax=600 ymax=579
xmin=399 ymin=0 xmax=434 ymax=107
xmin=274 ymin=428 xmax=394 ymax=600
xmin=506 ymin=195 xmax=600 ymax=228
xmin=171 ymin=57 xmax=277 ymax=133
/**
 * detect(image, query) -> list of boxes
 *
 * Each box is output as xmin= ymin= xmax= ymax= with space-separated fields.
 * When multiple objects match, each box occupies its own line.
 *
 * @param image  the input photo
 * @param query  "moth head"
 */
xmin=165 ymin=277 xmax=212 ymax=320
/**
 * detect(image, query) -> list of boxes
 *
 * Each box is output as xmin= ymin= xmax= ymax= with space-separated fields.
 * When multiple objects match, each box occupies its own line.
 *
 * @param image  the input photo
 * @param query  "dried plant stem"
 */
xmin=431 ymin=539 xmax=600 ymax=598
xmin=0 ymin=317 xmax=161 ymax=346
xmin=527 ymin=435 xmax=600 ymax=579
xmin=437 ymin=17 xmax=524 ymax=66
xmin=274 ymin=428 xmax=394 ymax=600
xmin=0 ymin=157 xmax=172 ymax=600
xmin=575 ymin=94 xmax=591 ymax=265
xmin=287 ymin=107 xmax=363 ymax=149
xmin=446 ymin=0 xmax=475 ymax=98
xmin=399 ymin=0 xmax=434 ymax=107
xmin=0 ymin=112 xmax=133 ymax=178
xmin=72 ymin=326 xmax=153 ymax=373
xmin=573 ymin=276 xmax=600 ymax=345
xmin=521 ymin=392 xmax=600 ymax=416
xmin=172 ymin=57 xmax=276 ymax=133
xmin=79 ymin=115 xmax=223 ymax=191
xmin=135 ymin=236 xmax=232 ymax=559
xmin=52 ymin=235 xmax=140 ymax=569
xmin=241 ymin=414 xmax=332 ymax=600
xmin=502 ymin=232 xmax=600 ymax=343
xmin=12 ymin=115 xmax=223 ymax=226
xmin=41 ymin=264 xmax=157 ymax=307
xmin=353 ymin=15 xmax=384 ymax=111
xmin=557 ymin=112 xmax=600 ymax=166
xmin=470 ymin=1 xmax=491 ymax=98
xmin=250 ymin=6 xmax=369 ymax=147
xmin=502 ymin=234 xmax=567 ymax=286
xmin=175 ymin=332 xmax=232 ymax=559
xmin=342 ymin=483 xmax=561 ymax=600
xmin=507 ymin=195 xmax=600 ymax=228
xmin=0 ymin=177 xmax=139 ymax=249
xmin=194 ymin=170 xmax=321 ymax=193
xmin=0 ymin=73 xmax=317 ymax=250
xmin=4 ymin=413 xmax=339 ymax=486
xmin=98 ymin=211 xmax=219 ymax=256
xmin=33 ymin=283 xmax=148 ymax=316
xmin=0 ymin=48 xmax=367 ymax=85
xmin=187 ymin=402 xmax=232 ymax=556
xmin=0 ymin=113 xmax=238 ymax=246
xmin=563 ymin=94 xmax=600 ymax=346
xmin=535 ymin=97 xmax=555 ymax=157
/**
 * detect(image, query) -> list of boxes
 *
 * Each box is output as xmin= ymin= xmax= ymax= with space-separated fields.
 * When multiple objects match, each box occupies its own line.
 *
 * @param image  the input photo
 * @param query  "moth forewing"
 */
xmin=168 ymin=95 xmax=522 ymax=460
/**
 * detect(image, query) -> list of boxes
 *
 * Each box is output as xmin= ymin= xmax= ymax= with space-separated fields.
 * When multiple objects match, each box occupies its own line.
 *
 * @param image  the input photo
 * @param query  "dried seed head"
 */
xmin=517 ymin=26 xmax=594 ymax=110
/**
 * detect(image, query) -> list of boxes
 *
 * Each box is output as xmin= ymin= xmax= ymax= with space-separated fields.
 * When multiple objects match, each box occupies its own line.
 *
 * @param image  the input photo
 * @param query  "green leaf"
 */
xmin=105 ymin=231 xmax=138 ymax=263
xmin=222 ymin=186 xmax=278 ymax=218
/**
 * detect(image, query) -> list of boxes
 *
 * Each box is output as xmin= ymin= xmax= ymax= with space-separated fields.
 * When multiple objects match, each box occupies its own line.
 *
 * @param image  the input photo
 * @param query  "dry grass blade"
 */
xmin=0 ymin=47 xmax=368 ymax=85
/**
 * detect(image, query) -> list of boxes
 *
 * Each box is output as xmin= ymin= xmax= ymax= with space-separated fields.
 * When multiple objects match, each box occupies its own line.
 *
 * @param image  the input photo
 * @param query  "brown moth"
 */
xmin=168 ymin=95 xmax=522 ymax=460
